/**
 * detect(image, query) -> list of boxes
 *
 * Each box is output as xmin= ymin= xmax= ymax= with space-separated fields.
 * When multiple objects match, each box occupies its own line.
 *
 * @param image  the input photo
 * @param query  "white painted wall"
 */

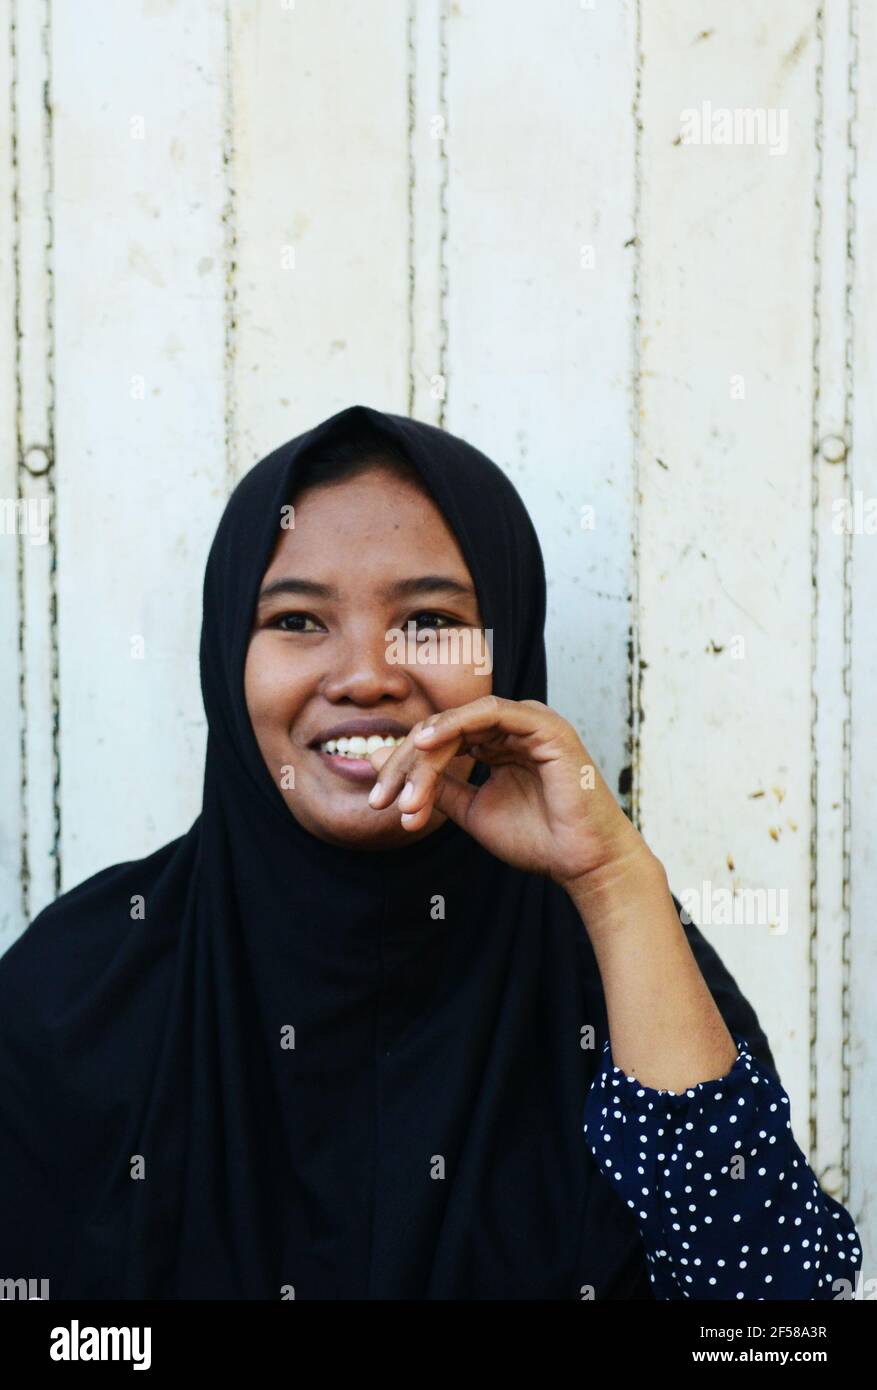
xmin=1 ymin=0 xmax=873 ymax=1277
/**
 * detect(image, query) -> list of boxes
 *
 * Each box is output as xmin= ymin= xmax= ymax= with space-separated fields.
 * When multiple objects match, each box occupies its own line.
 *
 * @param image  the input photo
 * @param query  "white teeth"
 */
xmin=319 ymin=733 xmax=405 ymax=757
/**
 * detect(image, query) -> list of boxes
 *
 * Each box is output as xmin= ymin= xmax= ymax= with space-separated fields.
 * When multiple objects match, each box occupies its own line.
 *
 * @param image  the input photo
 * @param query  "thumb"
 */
xmin=431 ymin=768 xmax=478 ymax=830
xmin=367 ymin=744 xmax=395 ymax=775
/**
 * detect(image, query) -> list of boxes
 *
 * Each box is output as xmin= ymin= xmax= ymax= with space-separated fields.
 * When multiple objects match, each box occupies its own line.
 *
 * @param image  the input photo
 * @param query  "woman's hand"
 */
xmin=369 ymin=697 xmax=743 ymax=1092
xmin=366 ymin=695 xmax=649 ymax=889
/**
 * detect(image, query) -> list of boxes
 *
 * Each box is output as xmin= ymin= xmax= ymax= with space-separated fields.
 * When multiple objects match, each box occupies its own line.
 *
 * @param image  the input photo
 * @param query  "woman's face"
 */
xmin=244 ymin=465 xmax=492 ymax=849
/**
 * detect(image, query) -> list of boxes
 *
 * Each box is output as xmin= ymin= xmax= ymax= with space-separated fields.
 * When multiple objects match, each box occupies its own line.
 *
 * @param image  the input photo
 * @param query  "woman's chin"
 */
xmin=293 ymin=799 xmax=443 ymax=850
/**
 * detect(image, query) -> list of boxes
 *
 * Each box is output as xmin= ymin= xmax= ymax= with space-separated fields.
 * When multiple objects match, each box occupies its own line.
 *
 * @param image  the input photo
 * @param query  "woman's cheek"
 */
xmin=245 ymin=641 xmax=296 ymax=733
xmin=431 ymin=663 xmax=492 ymax=706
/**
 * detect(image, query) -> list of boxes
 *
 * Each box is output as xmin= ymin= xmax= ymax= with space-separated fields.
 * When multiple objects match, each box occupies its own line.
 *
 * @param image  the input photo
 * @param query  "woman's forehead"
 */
xmin=262 ymin=472 xmax=475 ymax=581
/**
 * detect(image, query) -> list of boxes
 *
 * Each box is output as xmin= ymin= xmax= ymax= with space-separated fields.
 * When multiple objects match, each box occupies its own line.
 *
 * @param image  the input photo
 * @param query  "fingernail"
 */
xmin=416 ymin=726 xmax=437 ymax=740
xmin=398 ymin=783 xmax=414 ymax=808
xmin=401 ymin=812 xmax=416 ymax=825
xmin=368 ymin=783 xmax=382 ymax=806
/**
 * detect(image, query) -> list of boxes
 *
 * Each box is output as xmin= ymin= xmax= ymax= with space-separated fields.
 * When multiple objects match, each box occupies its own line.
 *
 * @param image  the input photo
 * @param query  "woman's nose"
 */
xmin=319 ymin=630 xmax=412 ymax=703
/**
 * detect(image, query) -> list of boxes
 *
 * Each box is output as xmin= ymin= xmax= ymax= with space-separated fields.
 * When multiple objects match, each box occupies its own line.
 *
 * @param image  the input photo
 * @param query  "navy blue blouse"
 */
xmin=583 ymin=1035 xmax=863 ymax=1300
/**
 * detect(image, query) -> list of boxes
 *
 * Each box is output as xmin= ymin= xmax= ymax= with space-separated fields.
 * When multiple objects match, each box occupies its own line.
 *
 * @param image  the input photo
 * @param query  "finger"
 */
xmin=431 ymin=769 xmax=478 ymax=828
xmin=400 ymin=767 xmax=477 ymax=832
xmin=465 ymin=746 xmax=518 ymax=767
xmin=367 ymin=730 xmax=462 ymax=810
xmin=471 ymin=731 xmax=531 ymax=761
xmin=412 ymin=695 xmax=544 ymax=748
xmin=465 ymin=730 xmax=512 ymax=757
xmin=367 ymin=744 xmax=396 ymax=775
xmin=365 ymin=737 xmax=421 ymax=804
xmin=395 ymin=752 xmax=449 ymax=815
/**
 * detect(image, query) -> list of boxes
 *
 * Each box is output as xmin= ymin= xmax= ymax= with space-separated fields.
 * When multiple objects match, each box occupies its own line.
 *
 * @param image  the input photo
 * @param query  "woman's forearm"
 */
xmin=564 ymin=831 xmax=739 ymax=1091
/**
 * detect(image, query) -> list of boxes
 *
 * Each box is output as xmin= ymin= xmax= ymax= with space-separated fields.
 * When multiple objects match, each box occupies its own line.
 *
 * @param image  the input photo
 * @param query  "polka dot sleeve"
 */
xmin=583 ymin=1035 xmax=863 ymax=1300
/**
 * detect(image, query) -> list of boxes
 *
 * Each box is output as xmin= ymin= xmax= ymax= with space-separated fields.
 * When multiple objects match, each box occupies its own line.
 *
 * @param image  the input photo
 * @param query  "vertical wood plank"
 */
xmin=443 ymin=0 xmax=638 ymax=797
xmin=52 ymin=0 xmax=229 ymax=891
xmin=9 ymin=0 xmax=57 ymax=926
xmin=0 ymin=0 xmax=24 ymax=946
xmin=636 ymin=2 xmax=817 ymax=1142
xmin=228 ymin=0 xmax=412 ymax=470
xmin=849 ymin=0 xmax=877 ymax=1282
xmin=408 ymin=0 xmax=445 ymax=425
xmin=811 ymin=0 xmax=855 ymax=1209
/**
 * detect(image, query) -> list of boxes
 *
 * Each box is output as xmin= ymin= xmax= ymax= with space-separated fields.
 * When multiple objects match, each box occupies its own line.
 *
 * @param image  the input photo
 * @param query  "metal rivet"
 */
xmin=820 ymin=434 xmax=847 ymax=464
xmin=819 ymin=1163 xmax=843 ymax=1198
xmin=22 ymin=444 xmax=52 ymax=477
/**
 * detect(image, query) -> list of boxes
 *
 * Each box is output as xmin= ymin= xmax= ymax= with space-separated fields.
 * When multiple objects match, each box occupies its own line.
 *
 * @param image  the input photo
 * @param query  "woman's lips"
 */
xmin=312 ymin=747 xmax=380 ymax=785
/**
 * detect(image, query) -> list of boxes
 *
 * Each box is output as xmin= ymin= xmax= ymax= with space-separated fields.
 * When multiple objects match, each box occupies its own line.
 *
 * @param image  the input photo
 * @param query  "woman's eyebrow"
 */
xmin=384 ymin=576 xmax=476 ymax=600
xmin=257 ymin=575 xmax=476 ymax=603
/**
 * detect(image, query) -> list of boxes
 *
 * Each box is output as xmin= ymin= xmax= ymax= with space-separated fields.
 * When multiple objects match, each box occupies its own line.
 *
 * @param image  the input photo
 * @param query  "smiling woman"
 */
xmin=244 ymin=444 xmax=487 ymax=848
xmin=0 ymin=404 xmax=862 ymax=1301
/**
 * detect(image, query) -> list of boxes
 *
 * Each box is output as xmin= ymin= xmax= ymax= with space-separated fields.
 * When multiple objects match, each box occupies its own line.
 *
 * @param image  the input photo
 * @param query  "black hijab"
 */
xmin=0 ymin=404 xmax=777 ymax=1299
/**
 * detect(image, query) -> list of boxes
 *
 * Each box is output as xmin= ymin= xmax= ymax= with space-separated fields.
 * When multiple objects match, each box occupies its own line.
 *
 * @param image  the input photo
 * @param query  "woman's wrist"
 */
xmin=557 ymin=827 xmax=670 ymax=939
xmin=563 ymin=842 xmax=740 ymax=1089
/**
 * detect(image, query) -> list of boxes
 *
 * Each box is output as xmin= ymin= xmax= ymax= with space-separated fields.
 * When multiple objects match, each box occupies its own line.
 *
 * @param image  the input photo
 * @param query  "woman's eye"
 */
xmin=411 ymin=611 xmax=457 ymax=630
xmin=265 ymin=610 xmax=464 ymax=633
xmin=270 ymin=612 xmax=322 ymax=633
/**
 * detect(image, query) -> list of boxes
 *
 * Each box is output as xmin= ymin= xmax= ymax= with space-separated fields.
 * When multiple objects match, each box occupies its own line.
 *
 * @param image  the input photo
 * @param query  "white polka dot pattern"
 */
xmin=582 ymin=1036 xmax=862 ymax=1300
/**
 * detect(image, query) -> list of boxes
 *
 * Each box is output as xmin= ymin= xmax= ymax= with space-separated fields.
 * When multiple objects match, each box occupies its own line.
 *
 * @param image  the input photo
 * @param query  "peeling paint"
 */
xmin=783 ymin=29 xmax=811 ymax=70
xmin=127 ymin=243 xmax=167 ymax=288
